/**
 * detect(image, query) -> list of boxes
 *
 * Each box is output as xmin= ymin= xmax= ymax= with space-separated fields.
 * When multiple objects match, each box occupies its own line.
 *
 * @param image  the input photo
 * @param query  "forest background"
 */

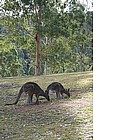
xmin=0 ymin=0 xmax=93 ymax=77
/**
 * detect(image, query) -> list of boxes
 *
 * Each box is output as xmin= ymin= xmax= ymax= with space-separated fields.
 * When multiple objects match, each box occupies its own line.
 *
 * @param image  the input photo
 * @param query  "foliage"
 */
xmin=0 ymin=0 xmax=93 ymax=77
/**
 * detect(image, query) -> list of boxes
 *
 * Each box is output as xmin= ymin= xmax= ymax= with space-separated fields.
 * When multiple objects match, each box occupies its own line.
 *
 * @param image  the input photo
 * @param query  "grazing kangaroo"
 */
xmin=5 ymin=82 xmax=50 ymax=105
xmin=45 ymin=82 xmax=70 ymax=99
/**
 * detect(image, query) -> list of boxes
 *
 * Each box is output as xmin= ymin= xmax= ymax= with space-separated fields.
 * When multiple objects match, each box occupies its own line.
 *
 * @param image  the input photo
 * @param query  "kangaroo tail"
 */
xmin=5 ymin=103 xmax=17 ymax=106
xmin=5 ymin=86 xmax=23 ymax=106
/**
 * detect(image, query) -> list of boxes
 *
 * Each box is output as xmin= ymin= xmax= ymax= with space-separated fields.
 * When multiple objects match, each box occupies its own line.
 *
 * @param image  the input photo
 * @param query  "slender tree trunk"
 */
xmin=44 ymin=59 xmax=47 ymax=75
xmin=79 ymin=45 xmax=83 ymax=72
xmin=35 ymin=33 xmax=40 ymax=76
xmin=34 ymin=2 xmax=42 ymax=76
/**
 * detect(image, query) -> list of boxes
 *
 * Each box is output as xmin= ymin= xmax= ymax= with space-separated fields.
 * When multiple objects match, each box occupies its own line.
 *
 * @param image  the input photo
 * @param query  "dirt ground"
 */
xmin=6 ymin=89 xmax=92 ymax=114
xmin=0 ymin=72 xmax=93 ymax=140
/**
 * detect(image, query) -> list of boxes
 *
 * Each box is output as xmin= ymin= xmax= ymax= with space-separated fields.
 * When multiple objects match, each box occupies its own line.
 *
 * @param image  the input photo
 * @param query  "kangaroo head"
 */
xmin=44 ymin=90 xmax=50 ymax=101
xmin=65 ymin=88 xmax=70 ymax=97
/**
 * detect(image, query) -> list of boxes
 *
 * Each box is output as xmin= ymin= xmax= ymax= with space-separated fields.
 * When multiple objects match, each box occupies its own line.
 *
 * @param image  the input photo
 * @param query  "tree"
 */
xmin=65 ymin=2 xmax=93 ymax=72
xmin=2 ymin=0 xmax=64 ymax=75
xmin=0 ymin=0 xmax=93 ymax=76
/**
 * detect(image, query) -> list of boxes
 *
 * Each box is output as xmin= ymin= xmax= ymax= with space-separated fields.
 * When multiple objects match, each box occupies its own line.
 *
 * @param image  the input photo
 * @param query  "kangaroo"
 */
xmin=5 ymin=82 xmax=50 ymax=105
xmin=45 ymin=82 xmax=70 ymax=99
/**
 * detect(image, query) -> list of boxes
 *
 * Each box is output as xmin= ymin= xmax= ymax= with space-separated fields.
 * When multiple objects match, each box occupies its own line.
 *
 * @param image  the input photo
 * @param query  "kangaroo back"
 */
xmin=5 ymin=82 xmax=50 ymax=105
xmin=45 ymin=82 xmax=70 ymax=99
xmin=5 ymin=82 xmax=35 ymax=105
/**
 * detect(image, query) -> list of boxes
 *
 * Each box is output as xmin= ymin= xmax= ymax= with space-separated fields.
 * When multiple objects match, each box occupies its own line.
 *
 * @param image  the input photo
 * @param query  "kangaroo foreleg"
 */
xmin=56 ymin=92 xmax=61 ymax=99
xmin=35 ymin=94 xmax=39 ymax=105
xmin=61 ymin=93 xmax=64 ymax=99
xmin=27 ymin=94 xmax=33 ymax=104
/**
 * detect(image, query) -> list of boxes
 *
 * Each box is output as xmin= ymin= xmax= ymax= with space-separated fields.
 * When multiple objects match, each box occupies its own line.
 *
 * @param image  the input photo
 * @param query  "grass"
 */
xmin=0 ymin=71 xmax=93 ymax=140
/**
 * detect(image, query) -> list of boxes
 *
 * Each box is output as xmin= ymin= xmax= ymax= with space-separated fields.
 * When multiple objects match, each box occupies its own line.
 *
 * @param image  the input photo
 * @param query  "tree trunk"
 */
xmin=79 ymin=45 xmax=83 ymax=72
xmin=44 ymin=59 xmax=47 ymax=75
xmin=35 ymin=33 xmax=40 ymax=76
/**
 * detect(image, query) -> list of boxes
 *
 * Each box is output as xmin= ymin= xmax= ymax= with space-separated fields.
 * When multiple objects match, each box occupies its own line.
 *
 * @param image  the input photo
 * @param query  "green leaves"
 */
xmin=0 ymin=0 xmax=93 ymax=76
